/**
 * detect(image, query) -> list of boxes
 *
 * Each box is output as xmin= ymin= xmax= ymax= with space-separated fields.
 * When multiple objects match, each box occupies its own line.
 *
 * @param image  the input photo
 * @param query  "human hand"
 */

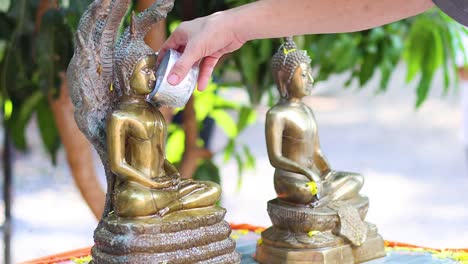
xmin=157 ymin=207 xmax=170 ymax=217
xmin=170 ymin=176 xmax=180 ymax=186
xmin=158 ymin=11 xmax=246 ymax=91
xmin=149 ymin=178 xmax=178 ymax=189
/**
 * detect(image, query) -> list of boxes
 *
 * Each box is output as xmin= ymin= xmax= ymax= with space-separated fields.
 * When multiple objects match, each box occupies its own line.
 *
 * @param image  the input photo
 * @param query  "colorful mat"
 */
xmin=22 ymin=224 xmax=468 ymax=264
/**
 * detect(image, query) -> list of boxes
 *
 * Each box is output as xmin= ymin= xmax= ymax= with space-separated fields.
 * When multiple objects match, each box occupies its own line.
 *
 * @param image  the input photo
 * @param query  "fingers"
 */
xmin=167 ymin=44 xmax=202 ymax=86
xmin=157 ymin=29 xmax=185 ymax=65
xmin=197 ymin=56 xmax=219 ymax=91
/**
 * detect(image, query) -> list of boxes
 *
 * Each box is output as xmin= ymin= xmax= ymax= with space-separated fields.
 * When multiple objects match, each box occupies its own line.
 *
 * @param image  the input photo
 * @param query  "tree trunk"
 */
xmin=178 ymin=97 xmax=212 ymax=178
xmin=37 ymin=0 xmax=105 ymax=219
xmin=49 ymin=75 xmax=105 ymax=218
xmin=459 ymin=67 xmax=468 ymax=80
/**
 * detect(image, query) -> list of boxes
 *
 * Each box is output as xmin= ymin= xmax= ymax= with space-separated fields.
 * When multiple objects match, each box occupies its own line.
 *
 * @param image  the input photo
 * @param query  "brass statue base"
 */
xmin=92 ymin=206 xmax=240 ymax=264
xmin=255 ymin=198 xmax=386 ymax=264
xmin=256 ymin=233 xmax=385 ymax=264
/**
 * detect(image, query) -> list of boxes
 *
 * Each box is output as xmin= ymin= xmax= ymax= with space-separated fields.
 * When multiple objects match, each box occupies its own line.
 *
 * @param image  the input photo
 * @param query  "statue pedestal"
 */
xmin=92 ymin=206 xmax=240 ymax=264
xmin=255 ymin=198 xmax=386 ymax=264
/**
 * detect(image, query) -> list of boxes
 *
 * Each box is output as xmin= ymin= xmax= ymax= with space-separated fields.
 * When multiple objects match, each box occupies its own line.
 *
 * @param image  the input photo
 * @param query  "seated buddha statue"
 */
xmin=266 ymin=37 xmax=364 ymax=208
xmin=107 ymin=47 xmax=220 ymax=218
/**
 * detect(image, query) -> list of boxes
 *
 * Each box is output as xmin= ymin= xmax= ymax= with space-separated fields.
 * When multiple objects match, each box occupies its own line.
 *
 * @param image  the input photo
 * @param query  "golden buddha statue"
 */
xmin=108 ymin=54 xmax=220 ymax=218
xmin=267 ymin=38 xmax=364 ymax=208
xmin=256 ymin=38 xmax=385 ymax=264
xmin=67 ymin=1 xmax=239 ymax=262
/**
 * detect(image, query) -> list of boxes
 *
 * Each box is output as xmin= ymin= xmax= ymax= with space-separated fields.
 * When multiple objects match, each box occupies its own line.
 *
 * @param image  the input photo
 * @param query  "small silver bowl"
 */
xmin=147 ymin=49 xmax=199 ymax=108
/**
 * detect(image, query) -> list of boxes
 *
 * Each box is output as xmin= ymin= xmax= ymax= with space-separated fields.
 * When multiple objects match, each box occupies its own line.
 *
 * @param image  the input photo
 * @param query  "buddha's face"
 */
xmin=130 ymin=55 xmax=157 ymax=95
xmin=287 ymin=62 xmax=314 ymax=99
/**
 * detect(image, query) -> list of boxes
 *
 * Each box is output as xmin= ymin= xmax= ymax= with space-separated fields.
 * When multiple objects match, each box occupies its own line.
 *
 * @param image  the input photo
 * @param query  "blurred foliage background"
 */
xmin=0 ymin=0 xmax=467 ymax=214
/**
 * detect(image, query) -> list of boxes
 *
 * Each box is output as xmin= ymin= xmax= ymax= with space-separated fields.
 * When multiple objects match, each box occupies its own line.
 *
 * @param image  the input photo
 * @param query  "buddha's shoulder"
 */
xmin=107 ymin=107 xmax=165 ymax=127
xmin=108 ymin=109 xmax=133 ymax=120
xmin=268 ymin=103 xmax=286 ymax=112
xmin=267 ymin=104 xmax=300 ymax=117
xmin=107 ymin=107 xmax=146 ymax=123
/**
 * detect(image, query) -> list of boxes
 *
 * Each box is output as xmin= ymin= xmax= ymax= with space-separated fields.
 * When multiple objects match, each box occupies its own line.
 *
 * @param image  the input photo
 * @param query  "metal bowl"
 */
xmin=147 ymin=49 xmax=199 ymax=108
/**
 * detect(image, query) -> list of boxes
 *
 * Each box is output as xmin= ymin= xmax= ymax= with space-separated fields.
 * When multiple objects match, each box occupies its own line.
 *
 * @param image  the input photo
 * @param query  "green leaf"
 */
xmin=213 ymin=95 xmax=238 ymax=110
xmin=0 ymin=0 xmax=10 ymax=12
xmin=368 ymin=27 xmax=386 ymax=43
xmin=403 ymin=20 xmax=425 ymax=82
xmin=3 ymin=97 xmax=12 ymax=120
xmin=332 ymin=35 xmax=360 ymax=73
xmin=0 ymin=12 xmax=14 ymax=39
xmin=194 ymin=91 xmax=216 ymax=121
xmin=235 ymin=153 xmax=244 ymax=191
xmin=209 ymin=109 xmax=237 ymax=138
xmin=7 ymin=0 xmax=35 ymax=34
xmin=223 ymin=139 xmax=235 ymax=162
xmin=379 ymin=59 xmax=393 ymax=92
xmin=0 ymin=40 xmax=7 ymax=61
xmin=166 ymin=127 xmax=185 ymax=163
xmin=65 ymin=0 xmax=92 ymax=30
xmin=258 ymin=39 xmax=273 ymax=63
xmin=169 ymin=20 xmax=181 ymax=33
xmin=237 ymin=44 xmax=257 ymax=85
xmin=36 ymin=9 xmax=73 ymax=94
xmin=235 ymin=42 xmax=261 ymax=103
xmin=36 ymin=97 xmax=61 ymax=164
xmin=415 ymin=75 xmax=433 ymax=108
xmin=243 ymin=145 xmax=255 ymax=169
xmin=236 ymin=106 xmax=256 ymax=133
xmin=193 ymin=159 xmax=221 ymax=185
xmin=359 ymin=53 xmax=377 ymax=86
xmin=413 ymin=17 xmax=445 ymax=106
xmin=9 ymin=91 xmax=43 ymax=150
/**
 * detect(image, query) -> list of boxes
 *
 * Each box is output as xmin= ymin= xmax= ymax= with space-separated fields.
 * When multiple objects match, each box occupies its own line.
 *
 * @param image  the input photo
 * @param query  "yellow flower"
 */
xmin=283 ymin=47 xmax=297 ymax=55
xmin=254 ymin=229 xmax=263 ymax=234
xmin=308 ymin=230 xmax=319 ymax=237
xmin=306 ymin=182 xmax=318 ymax=195
xmin=238 ymin=229 xmax=249 ymax=235
xmin=72 ymin=256 xmax=92 ymax=264
xmin=257 ymin=238 xmax=263 ymax=245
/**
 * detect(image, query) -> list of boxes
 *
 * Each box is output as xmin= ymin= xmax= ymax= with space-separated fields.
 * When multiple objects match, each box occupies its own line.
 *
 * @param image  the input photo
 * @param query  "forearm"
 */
xmin=112 ymin=163 xmax=153 ymax=186
xmin=227 ymin=0 xmax=434 ymax=41
xmin=270 ymin=156 xmax=320 ymax=182
xmin=112 ymin=162 xmax=170 ymax=188
xmin=314 ymin=151 xmax=331 ymax=175
xmin=164 ymin=159 xmax=179 ymax=176
xmin=271 ymin=157 xmax=305 ymax=174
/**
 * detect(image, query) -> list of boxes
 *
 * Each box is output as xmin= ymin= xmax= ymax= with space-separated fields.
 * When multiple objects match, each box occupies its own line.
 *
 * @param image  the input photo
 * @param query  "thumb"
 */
xmin=167 ymin=45 xmax=202 ymax=86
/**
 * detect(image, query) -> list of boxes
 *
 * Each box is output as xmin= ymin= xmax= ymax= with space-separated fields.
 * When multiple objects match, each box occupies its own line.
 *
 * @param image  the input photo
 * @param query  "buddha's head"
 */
xmin=114 ymin=36 xmax=157 ymax=97
xmin=272 ymin=37 xmax=314 ymax=99
xmin=129 ymin=54 xmax=157 ymax=95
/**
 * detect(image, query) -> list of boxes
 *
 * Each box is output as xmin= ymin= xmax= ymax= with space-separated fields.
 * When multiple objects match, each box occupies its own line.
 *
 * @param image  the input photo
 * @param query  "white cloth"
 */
xmin=456 ymin=28 xmax=468 ymax=67
xmin=461 ymin=81 xmax=468 ymax=146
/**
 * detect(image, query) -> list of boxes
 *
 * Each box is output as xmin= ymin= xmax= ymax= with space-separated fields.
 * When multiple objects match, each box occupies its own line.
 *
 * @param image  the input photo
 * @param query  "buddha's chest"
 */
xmin=127 ymin=109 xmax=166 ymax=142
xmin=282 ymin=108 xmax=318 ymax=140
